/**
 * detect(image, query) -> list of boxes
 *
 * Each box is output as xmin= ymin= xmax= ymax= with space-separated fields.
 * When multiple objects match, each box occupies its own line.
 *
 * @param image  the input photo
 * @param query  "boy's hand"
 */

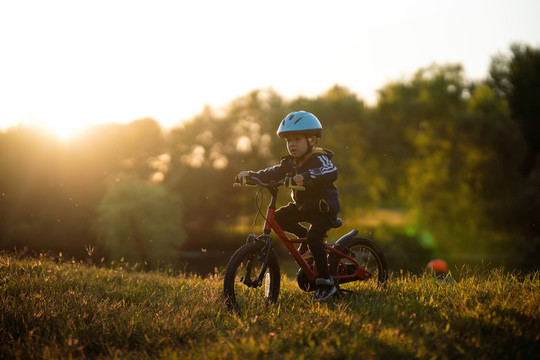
xmin=236 ymin=171 xmax=250 ymax=182
xmin=292 ymin=174 xmax=304 ymax=186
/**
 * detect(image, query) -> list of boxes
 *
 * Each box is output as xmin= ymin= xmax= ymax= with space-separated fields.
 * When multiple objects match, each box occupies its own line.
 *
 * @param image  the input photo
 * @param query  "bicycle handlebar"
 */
xmin=233 ymin=175 xmax=305 ymax=191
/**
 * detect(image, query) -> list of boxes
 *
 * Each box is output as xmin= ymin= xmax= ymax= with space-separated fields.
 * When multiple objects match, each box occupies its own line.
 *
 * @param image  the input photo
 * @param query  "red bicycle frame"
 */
xmin=260 ymin=185 xmax=372 ymax=284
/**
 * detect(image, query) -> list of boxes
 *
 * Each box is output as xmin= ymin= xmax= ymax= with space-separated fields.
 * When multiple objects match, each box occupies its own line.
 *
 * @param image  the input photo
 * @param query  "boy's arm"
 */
xmin=246 ymin=160 xmax=288 ymax=183
xmin=300 ymin=154 xmax=338 ymax=184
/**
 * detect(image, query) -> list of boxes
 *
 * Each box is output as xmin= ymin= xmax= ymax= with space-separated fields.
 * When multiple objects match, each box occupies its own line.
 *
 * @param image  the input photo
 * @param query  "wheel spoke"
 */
xmin=329 ymin=238 xmax=388 ymax=291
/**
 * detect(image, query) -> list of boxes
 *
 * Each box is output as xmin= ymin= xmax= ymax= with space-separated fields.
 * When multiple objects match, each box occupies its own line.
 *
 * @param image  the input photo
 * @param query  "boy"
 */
xmin=236 ymin=111 xmax=340 ymax=302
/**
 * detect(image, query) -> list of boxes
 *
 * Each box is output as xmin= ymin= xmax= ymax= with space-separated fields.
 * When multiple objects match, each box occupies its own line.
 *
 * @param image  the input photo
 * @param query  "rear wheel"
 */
xmin=328 ymin=237 xmax=388 ymax=290
xmin=223 ymin=242 xmax=280 ymax=312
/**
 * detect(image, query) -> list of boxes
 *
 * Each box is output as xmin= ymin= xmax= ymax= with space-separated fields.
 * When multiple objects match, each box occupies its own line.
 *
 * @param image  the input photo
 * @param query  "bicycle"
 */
xmin=223 ymin=175 xmax=388 ymax=312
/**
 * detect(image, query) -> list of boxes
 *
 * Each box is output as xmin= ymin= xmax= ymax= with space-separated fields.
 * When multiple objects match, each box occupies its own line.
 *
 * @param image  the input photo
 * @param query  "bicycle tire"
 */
xmin=328 ymin=237 xmax=388 ymax=289
xmin=223 ymin=242 xmax=281 ymax=312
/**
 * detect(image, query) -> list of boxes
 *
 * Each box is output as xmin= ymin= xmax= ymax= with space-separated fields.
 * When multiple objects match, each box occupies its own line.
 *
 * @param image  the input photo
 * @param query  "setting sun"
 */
xmin=39 ymin=118 xmax=92 ymax=141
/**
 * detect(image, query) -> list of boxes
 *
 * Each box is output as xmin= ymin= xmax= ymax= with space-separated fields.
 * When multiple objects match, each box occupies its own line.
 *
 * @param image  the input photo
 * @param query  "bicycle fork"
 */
xmin=241 ymin=185 xmax=278 ymax=289
xmin=241 ymin=235 xmax=273 ymax=288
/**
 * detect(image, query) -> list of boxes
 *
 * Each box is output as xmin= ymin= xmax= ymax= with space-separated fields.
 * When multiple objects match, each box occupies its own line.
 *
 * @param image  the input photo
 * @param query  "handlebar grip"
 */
xmin=233 ymin=176 xmax=248 ymax=187
xmin=284 ymin=177 xmax=305 ymax=191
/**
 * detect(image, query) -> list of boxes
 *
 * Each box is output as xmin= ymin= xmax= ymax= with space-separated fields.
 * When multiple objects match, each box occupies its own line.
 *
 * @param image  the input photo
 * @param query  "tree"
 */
xmin=93 ymin=174 xmax=185 ymax=264
xmin=373 ymin=64 xmax=505 ymax=255
xmin=487 ymin=44 xmax=540 ymax=269
xmin=0 ymin=128 xmax=86 ymax=255
xmin=488 ymin=43 xmax=540 ymax=176
xmin=165 ymin=90 xmax=287 ymax=248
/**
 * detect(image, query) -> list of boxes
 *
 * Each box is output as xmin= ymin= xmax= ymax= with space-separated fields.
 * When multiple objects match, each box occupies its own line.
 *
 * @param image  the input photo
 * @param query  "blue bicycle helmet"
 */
xmin=276 ymin=111 xmax=323 ymax=139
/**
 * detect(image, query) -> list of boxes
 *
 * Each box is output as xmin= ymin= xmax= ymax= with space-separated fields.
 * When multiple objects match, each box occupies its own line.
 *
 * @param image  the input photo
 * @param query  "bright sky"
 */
xmin=1 ymin=0 xmax=539 ymax=139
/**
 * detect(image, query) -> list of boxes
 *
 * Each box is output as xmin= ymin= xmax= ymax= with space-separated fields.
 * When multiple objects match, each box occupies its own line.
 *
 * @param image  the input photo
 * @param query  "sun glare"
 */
xmin=0 ymin=113 xmax=92 ymax=141
xmin=49 ymin=122 xmax=86 ymax=141
xmin=22 ymin=115 xmax=92 ymax=141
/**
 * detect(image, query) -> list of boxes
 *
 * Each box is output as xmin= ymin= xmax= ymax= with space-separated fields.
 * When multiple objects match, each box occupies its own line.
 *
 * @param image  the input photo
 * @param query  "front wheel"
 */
xmin=328 ymin=237 xmax=388 ymax=290
xmin=223 ymin=242 xmax=281 ymax=312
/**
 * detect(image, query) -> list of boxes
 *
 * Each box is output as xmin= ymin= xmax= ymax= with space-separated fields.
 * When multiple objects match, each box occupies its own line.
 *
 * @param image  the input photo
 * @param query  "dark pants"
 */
xmin=274 ymin=203 xmax=336 ymax=278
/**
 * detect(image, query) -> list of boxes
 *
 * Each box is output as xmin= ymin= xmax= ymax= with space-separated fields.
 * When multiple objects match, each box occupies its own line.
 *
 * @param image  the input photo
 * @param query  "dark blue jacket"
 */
xmin=249 ymin=148 xmax=340 ymax=215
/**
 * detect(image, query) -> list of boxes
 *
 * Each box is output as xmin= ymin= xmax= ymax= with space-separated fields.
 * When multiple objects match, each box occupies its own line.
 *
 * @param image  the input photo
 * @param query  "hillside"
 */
xmin=1 ymin=253 xmax=539 ymax=359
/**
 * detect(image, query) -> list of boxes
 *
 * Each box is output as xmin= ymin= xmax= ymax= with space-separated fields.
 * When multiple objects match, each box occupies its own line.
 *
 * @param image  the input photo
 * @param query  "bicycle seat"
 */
xmin=331 ymin=218 xmax=343 ymax=229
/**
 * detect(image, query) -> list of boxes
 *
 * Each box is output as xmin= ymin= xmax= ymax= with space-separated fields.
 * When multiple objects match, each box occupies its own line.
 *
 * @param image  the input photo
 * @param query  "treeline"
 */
xmin=0 ymin=44 xmax=538 ymax=271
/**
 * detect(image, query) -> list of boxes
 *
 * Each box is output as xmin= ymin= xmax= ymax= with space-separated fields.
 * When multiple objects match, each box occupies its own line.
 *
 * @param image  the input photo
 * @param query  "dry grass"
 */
xmin=1 ymin=253 xmax=538 ymax=359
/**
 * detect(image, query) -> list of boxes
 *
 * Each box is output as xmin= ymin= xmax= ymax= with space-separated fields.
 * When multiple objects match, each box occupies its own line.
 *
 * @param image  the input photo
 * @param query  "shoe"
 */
xmin=313 ymin=277 xmax=337 ymax=302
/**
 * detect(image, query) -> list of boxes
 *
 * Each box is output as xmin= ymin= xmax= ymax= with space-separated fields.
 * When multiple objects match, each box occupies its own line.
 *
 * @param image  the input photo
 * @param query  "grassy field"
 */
xmin=1 ymin=252 xmax=539 ymax=359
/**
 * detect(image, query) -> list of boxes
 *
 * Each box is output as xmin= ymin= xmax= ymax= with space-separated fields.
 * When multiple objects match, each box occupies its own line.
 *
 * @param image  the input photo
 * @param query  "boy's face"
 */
xmin=285 ymin=134 xmax=316 ymax=159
